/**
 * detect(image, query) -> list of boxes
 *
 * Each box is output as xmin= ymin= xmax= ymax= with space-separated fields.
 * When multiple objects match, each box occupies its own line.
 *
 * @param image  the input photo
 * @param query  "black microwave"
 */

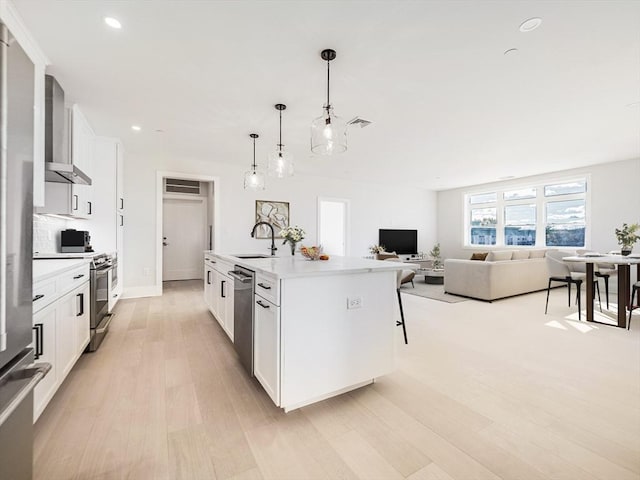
xmin=61 ymin=229 xmax=91 ymax=253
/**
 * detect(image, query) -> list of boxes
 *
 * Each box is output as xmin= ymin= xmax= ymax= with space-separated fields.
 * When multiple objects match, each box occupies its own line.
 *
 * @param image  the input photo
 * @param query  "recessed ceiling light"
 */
xmin=503 ymin=48 xmax=519 ymax=56
xmin=104 ymin=17 xmax=122 ymax=29
xmin=131 ymin=125 xmax=141 ymax=131
xmin=519 ymin=17 xmax=542 ymax=32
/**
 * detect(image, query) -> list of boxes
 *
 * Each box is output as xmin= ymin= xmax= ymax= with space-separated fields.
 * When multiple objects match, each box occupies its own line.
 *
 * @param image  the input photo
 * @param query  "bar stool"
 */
xmin=628 ymin=281 xmax=639 ymax=330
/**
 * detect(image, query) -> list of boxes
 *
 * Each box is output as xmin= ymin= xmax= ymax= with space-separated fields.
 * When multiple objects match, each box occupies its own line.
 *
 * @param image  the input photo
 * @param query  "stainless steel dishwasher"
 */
xmin=228 ymin=266 xmax=255 ymax=375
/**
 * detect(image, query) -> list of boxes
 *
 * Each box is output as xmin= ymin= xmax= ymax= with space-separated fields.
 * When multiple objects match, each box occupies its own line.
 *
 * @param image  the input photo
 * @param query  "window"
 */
xmin=505 ymin=204 xmax=536 ymax=245
xmin=465 ymin=177 xmax=588 ymax=248
xmin=470 ymin=207 xmax=497 ymax=245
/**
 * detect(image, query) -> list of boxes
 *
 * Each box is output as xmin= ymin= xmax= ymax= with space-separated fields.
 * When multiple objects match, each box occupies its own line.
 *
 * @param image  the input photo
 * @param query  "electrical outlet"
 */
xmin=347 ymin=296 xmax=363 ymax=309
xmin=143 ymin=267 xmax=152 ymax=276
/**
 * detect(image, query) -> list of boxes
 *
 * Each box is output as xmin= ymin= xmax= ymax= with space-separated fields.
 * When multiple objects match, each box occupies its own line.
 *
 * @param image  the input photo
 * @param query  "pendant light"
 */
xmin=311 ymin=49 xmax=347 ymax=155
xmin=268 ymin=104 xmax=294 ymax=177
xmin=244 ymin=133 xmax=265 ymax=190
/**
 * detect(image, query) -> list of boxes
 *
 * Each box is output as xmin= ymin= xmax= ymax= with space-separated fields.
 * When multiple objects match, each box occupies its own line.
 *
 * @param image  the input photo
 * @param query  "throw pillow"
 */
xmin=486 ymin=250 xmax=513 ymax=262
xmin=470 ymin=252 xmax=489 ymax=261
xmin=512 ymin=250 xmax=530 ymax=260
xmin=528 ymin=249 xmax=547 ymax=259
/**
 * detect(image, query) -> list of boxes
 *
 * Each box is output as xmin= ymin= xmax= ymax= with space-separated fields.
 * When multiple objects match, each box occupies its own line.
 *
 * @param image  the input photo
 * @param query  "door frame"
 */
xmin=155 ymin=171 xmax=220 ymax=295
xmin=317 ymin=196 xmax=351 ymax=256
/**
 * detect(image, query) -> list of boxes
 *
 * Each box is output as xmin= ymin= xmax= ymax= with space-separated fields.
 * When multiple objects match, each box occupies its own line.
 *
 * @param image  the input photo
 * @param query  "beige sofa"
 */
xmin=444 ymin=249 xmax=550 ymax=301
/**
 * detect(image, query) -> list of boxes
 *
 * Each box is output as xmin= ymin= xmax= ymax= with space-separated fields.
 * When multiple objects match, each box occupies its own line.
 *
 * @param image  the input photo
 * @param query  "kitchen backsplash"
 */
xmin=33 ymin=214 xmax=70 ymax=253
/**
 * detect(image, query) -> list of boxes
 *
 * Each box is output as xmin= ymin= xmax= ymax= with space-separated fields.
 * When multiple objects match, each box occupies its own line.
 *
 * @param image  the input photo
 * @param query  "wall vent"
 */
xmin=165 ymin=178 xmax=201 ymax=195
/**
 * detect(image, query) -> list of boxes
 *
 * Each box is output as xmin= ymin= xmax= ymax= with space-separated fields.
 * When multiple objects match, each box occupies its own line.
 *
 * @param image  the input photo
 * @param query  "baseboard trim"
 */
xmin=123 ymin=285 xmax=162 ymax=299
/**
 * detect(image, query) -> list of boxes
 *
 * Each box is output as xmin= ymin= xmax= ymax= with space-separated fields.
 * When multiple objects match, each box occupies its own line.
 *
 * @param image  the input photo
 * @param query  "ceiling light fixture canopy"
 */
xmin=244 ymin=133 xmax=265 ymax=190
xmin=311 ymin=49 xmax=347 ymax=155
xmin=268 ymin=104 xmax=294 ymax=178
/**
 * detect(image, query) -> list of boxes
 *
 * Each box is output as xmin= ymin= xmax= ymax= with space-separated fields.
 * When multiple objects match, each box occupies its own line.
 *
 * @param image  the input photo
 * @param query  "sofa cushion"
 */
xmin=529 ymin=249 xmax=547 ymax=259
xmin=486 ymin=250 xmax=513 ymax=261
xmin=512 ymin=250 xmax=530 ymax=260
xmin=470 ymin=252 xmax=489 ymax=261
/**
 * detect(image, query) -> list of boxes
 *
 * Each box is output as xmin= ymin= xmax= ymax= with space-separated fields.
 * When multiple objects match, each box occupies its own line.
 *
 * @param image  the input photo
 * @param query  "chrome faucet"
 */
xmin=251 ymin=222 xmax=277 ymax=256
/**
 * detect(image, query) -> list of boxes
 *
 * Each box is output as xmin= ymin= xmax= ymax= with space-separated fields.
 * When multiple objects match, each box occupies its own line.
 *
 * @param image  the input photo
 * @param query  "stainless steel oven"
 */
xmin=88 ymin=254 xmax=114 ymax=351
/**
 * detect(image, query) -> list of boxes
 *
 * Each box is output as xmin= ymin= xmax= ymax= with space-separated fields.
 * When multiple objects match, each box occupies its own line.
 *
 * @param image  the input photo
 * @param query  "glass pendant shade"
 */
xmin=243 ymin=169 xmax=265 ymax=190
xmin=311 ymin=105 xmax=347 ymax=155
xmin=244 ymin=133 xmax=265 ymax=190
xmin=268 ymin=149 xmax=294 ymax=178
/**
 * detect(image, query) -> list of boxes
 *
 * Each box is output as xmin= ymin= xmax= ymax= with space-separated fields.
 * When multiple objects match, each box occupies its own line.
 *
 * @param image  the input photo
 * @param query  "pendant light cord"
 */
xmin=278 ymin=109 xmax=283 ymax=150
xmin=252 ymin=136 xmax=257 ymax=170
xmin=326 ymin=58 xmax=331 ymax=111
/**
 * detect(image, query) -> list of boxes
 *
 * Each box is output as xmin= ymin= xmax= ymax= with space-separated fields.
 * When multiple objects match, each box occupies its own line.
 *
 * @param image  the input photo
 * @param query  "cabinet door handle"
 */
xmin=120 ymin=198 xmax=124 ymax=210
xmin=32 ymin=294 xmax=44 ymax=302
xmin=120 ymin=215 xmax=124 ymax=227
xmin=221 ymin=280 xmax=226 ymax=298
xmin=32 ymin=324 xmax=43 ymax=359
xmin=73 ymin=194 xmax=79 ymax=211
xmin=207 ymin=271 xmax=211 ymax=285
xmin=73 ymin=274 xmax=85 ymax=280
xmin=88 ymin=201 xmax=92 ymax=215
xmin=77 ymin=293 xmax=84 ymax=317
xmin=256 ymin=300 xmax=270 ymax=309
xmin=257 ymin=282 xmax=271 ymax=290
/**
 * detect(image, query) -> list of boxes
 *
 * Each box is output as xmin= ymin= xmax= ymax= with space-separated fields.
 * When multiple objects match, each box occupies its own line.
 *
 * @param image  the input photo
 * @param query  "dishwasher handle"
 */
xmin=228 ymin=270 xmax=253 ymax=284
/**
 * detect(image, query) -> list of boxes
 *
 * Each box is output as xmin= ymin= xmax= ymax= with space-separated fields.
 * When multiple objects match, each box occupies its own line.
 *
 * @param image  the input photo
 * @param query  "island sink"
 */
xmin=232 ymin=254 xmax=272 ymax=259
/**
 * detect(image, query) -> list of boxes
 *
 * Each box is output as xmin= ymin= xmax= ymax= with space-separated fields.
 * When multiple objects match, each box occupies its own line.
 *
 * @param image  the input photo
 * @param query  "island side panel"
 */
xmin=280 ymin=270 xmax=396 ymax=410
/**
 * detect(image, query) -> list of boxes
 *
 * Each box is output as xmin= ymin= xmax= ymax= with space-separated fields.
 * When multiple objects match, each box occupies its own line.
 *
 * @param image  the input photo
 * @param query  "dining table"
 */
xmin=564 ymin=254 xmax=640 ymax=328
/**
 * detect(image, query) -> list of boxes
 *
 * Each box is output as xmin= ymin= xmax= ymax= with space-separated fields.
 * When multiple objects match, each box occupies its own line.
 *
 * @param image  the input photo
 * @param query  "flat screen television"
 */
xmin=378 ymin=229 xmax=418 ymax=255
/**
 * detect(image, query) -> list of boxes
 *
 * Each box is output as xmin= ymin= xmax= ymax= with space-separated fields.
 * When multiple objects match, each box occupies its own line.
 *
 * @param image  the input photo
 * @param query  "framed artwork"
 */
xmin=255 ymin=200 xmax=290 ymax=239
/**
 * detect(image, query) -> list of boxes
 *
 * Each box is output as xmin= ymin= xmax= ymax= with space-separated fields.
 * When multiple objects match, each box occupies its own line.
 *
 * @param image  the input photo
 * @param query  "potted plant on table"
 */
xmin=615 ymin=223 xmax=640 ymax=256
xmin=280 ymin=225 xmax=306 ymax=255
xmin=429 ymin=242 xmax=444 ymax=270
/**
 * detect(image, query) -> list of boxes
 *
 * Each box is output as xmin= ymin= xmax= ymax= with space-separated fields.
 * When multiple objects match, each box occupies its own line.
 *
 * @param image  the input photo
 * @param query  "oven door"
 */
xmin=90 ymin=266 xmax=112 ymax=329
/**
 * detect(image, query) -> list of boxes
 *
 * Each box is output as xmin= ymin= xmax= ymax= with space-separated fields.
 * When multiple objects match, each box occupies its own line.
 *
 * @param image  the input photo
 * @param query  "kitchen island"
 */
xmin=204 ymin=252 xmax=415 ymax=412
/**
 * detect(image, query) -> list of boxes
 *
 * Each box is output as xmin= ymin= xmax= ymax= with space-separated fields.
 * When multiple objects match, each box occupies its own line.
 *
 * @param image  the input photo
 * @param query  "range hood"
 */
xmin=44 ymin=75 xmax=91 ymax=185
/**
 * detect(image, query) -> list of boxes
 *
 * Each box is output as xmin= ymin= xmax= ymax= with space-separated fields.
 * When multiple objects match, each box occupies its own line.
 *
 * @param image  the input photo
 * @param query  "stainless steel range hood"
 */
xmin=44 ymin=75 xmax=91 ymax=185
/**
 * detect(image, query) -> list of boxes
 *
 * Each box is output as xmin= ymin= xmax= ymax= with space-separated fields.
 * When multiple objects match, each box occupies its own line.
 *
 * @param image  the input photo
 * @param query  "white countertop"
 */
xmin=205 ymin=251 xmax=419 ymax=279
xmin=564 ymin=254 xmax=640 ymax=265
xmin=33 ymin=258 xmax=91 ymax=283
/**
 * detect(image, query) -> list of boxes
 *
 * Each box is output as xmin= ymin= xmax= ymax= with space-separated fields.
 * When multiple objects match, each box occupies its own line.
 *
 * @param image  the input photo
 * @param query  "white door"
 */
xmin=318 ymin=198 xmax=349 ymax=256
xmin=163 ymin=197 xmax=206 ymax=281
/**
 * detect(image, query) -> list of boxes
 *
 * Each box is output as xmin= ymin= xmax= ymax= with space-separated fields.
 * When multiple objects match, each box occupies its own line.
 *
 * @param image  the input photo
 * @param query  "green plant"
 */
xmin=615 ymin=223 xmax=640 ymax=248
xmin=429 ymin=242 xmax=443 ymax=269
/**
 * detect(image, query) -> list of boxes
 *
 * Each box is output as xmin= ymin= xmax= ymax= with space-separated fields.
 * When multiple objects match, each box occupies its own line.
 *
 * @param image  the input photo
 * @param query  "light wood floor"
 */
xmin=34 ymin=280 xmax=640 ymax=480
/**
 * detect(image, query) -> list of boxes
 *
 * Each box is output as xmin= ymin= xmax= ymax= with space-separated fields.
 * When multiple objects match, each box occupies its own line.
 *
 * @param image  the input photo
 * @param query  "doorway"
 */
xmin=156 ymin=172 xmax=220 ymax=294
xmin=317 ymin=197 xmax=350 ymax=256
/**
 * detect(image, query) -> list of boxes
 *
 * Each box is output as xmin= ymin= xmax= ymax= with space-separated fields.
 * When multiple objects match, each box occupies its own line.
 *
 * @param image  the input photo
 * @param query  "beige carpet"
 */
xmin=400 ymin=281 xmax=469 ymax=303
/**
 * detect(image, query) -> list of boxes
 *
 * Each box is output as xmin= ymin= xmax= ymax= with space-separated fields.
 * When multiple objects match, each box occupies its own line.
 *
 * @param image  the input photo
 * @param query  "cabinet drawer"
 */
xmin=56 ymin=264 xmax=90 ymax=297
xmin=33 ymin=278 xmax=57 ymax=313
xmin=214 ymin=258 xmax=234 ymax=277
xmin=255 ymin=272 xmax=279 ymax=306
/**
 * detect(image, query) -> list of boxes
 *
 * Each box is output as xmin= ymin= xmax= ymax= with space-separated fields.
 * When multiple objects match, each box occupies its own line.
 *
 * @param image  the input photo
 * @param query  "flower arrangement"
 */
xmin=615 ymin=223 xmax=639 ymax=255
xmin=369 ymin=244 xmax=386 ymax=254
xmin=280 ymin=225 xmax=305 ymax=245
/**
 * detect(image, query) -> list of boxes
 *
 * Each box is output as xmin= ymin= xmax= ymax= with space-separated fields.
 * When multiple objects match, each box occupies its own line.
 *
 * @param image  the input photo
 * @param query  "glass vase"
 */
xmin=290 ymin=242 xmax=296 ymax=255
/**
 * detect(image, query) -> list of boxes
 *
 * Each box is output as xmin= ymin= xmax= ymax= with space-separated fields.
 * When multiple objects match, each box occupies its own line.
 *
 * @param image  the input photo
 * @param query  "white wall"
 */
xmin=437 ymin=158 xmax=640 ymax=260
xmin=124 ymin=153 xmax=437 ymax=297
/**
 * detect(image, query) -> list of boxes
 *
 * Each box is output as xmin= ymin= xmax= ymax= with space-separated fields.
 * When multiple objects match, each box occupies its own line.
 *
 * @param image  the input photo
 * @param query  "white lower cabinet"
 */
xmin=33 ymin=268 xmax=90 ymax=422
xmin=253 ymin=294 xmax=280 ymax=405
xmin=204 ymin=255 xmax=234 ymax=342
xmin=32 ymin=306 xmax=57 ymax=420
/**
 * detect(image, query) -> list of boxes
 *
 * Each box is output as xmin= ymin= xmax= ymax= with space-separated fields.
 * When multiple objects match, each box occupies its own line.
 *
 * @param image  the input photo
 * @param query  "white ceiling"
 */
xmin=13 ymin=0 xmax=640 ymax=190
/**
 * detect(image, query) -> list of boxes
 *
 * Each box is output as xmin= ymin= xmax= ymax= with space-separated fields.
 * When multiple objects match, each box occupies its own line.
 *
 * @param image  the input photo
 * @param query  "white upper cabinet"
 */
xmin=70 ymin=105 xmax=95 ymax=219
